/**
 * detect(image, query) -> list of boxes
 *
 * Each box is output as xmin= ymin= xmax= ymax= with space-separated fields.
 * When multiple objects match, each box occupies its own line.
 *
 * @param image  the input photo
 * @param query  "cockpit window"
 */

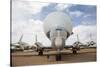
xmin=56 ymin=28 xmax=62 ymax=31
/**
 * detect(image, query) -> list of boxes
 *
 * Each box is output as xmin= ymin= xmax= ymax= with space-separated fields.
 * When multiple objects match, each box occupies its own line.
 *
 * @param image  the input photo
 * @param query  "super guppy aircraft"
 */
xmin=11 ymin=11 xmax=95 ymax=61
xmin=43 ymin=11 xmax=72 ymax=61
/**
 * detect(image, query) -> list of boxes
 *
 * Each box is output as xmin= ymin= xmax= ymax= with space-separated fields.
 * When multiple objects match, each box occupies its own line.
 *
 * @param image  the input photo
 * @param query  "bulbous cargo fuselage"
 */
xmin=43 ymin=12 xmax=72 ymax=50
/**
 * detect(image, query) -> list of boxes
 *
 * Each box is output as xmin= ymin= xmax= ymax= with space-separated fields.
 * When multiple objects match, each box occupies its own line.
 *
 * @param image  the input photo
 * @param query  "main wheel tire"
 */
xmin=73 ymin=50 xmax=77 ymax=54
xmin=39 ymin=51 xmax=43 ymax=55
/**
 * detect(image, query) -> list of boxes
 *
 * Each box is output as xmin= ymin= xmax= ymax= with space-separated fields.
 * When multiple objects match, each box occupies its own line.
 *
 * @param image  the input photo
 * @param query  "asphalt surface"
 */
xmin=11 ymin=48 xmax=96 ymax=66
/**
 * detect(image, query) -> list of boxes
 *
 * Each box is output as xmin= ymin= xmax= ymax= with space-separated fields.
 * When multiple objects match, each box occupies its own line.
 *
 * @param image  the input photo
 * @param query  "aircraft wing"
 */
xmin=42 ymin=47 xmax=52 ymax=49
xmin=42 ymin=47 xmax=54 ymax=52
xmin=79 ymin=45 xmax=96 ymax=49
xmin=64 ymin=44 xmax=95 ymax=49
xmin=64 ymin=45 xmax=73 ymax=49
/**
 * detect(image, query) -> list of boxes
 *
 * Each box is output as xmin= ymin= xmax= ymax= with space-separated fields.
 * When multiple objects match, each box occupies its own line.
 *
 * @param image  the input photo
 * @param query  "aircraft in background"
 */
xmin=11 ymin=12 xmax=96 ymax=61
xmin=33 ymin=34 xmax=52 ymax=55
xmin=86 ymin=34 xmax=96 ymax=47
xmin=64 ymin=34 xmax=96 ymax=54
xmin=11 ymin=34 xmax=51 ymax=53
xmin=42 ymin=12 xmax=96 ymax=61
xmin=11 ymin=34 xmax=30 ymax=52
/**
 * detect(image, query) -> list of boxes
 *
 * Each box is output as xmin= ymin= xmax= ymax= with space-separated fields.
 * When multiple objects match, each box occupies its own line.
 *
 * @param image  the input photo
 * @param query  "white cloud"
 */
xmin=12 ymin=1 xmax=96 ymax=47
xmin=12 ymin=0 xmax=31 ymax=23
xmin=12 ymin=19 xmax=97 ymax=47
xmin=81 ymin=14 xmax=96 ymax=25
xmin=12 ymin=0 xmax=49 ymax=22
xmin=83 ymin=14 xmax=92 ymax=18
xmin=12 ymin=0 xmax=51 ymax=46
xmin=69 ymin=11 xmax=84 ymax=17
xmin=55 ymin=4 xmax=75 ymax=12
xmin=55 ymin=4 xmax=69 ymax=11
xmin=12 ymin=19 xmax=51 ymax=46
xmin=27 ymin=1 xmax=49 ymax=14
xmin=66 ymin=25 xmax=97 ymax=45
xmin=81 ymin=20 xmax=96 ymax=25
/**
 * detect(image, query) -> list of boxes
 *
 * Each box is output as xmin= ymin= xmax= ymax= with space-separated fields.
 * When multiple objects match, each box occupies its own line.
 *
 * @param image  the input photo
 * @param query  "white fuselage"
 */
xmin=43 ymin=12 xmax=72 ymax=50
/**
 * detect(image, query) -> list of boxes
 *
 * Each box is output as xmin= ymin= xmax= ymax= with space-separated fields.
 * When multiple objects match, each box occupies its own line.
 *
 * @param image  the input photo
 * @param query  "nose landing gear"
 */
xmin=56 ymin=49 xmax=62 ymax=61
xmin=56 ymin=54 xmax=61 ymax=61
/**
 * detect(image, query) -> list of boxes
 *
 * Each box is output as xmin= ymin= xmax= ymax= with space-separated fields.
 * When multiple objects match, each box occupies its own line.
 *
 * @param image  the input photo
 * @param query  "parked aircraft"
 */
xmin=43 ymin=12 xmax=95 ymax=61
xmin=11 ymin=34 xmax=30 ymax=52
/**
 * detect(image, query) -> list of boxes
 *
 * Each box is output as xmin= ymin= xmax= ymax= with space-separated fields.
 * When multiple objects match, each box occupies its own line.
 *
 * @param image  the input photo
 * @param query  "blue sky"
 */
xmin=32 ymin=3 xmax=96 ymax=27
xmin=12 ymin=0 xmax=97 ymax=46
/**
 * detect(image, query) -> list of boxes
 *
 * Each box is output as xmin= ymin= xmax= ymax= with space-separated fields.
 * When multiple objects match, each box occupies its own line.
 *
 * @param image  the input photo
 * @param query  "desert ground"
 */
xmin=11 ymin=48 xmax=96 ymax=66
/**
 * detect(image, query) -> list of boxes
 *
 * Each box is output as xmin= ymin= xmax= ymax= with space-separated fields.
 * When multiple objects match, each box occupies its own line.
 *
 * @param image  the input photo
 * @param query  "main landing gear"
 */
xmin=73 ymin=50 xmax=77 ymax=54
xmin=72 ymin=48 xmax=78 ymax=54
xmin=38 ymin=50 xmax=43 ymax=55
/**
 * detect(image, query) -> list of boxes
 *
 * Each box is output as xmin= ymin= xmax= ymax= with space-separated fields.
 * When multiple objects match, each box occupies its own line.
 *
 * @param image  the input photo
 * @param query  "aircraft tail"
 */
xmin=19 ymin=34 xmax=23 ymax=42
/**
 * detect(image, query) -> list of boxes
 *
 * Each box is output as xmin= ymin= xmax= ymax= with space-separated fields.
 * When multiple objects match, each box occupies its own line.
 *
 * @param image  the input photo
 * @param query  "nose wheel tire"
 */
xmin=56 ymin=54 xmax=61 ymax=61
